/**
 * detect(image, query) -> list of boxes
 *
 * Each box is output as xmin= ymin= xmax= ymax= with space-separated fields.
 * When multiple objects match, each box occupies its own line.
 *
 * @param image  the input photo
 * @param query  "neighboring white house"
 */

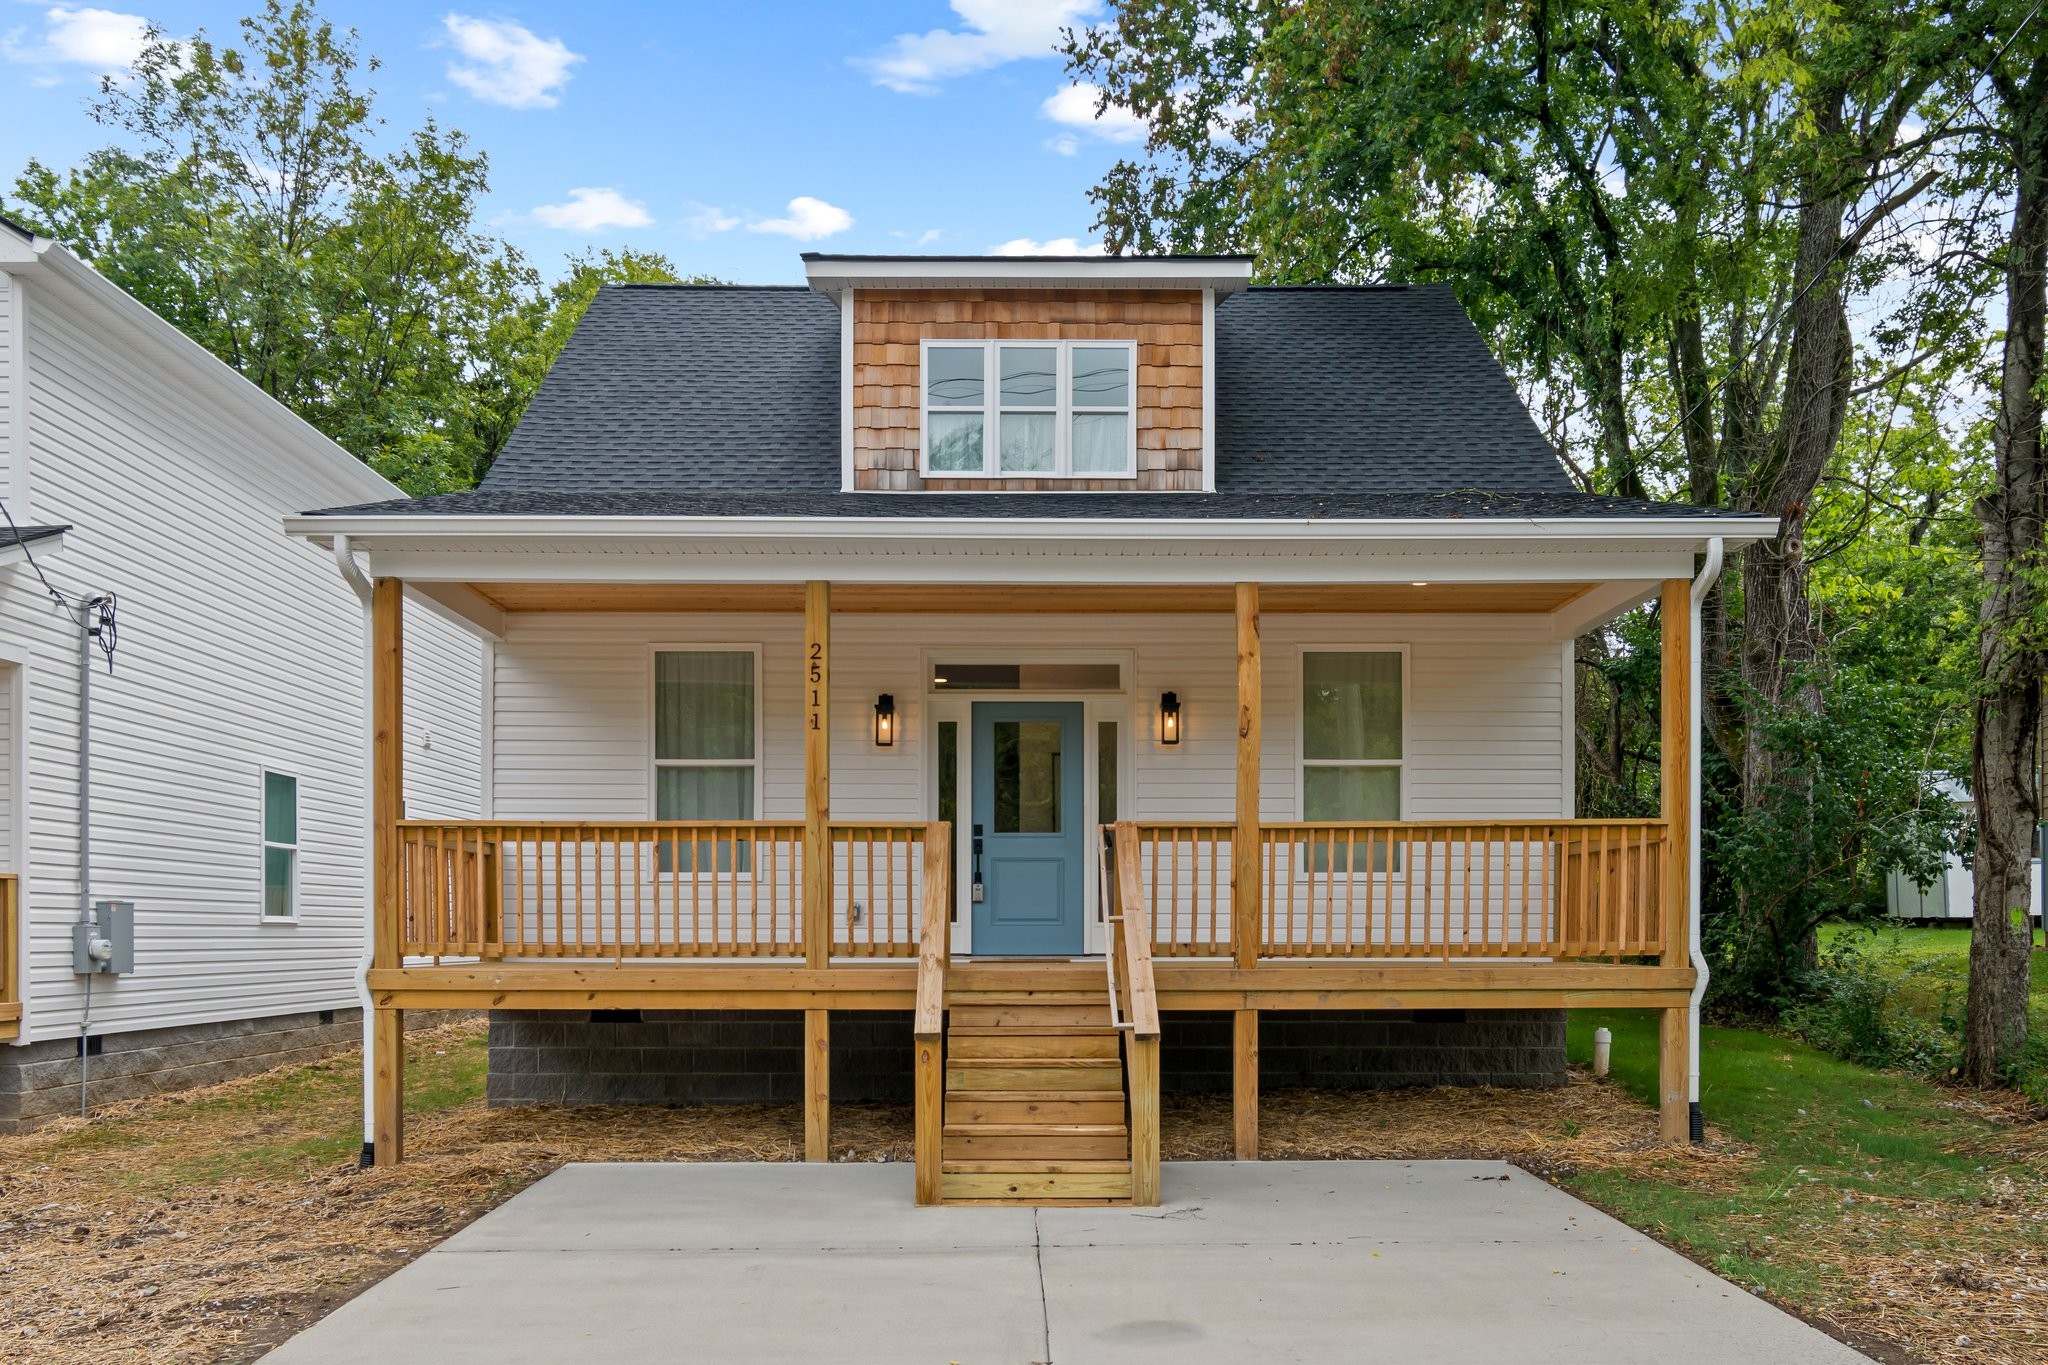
xmin=1886 ymin=777 xmax=2044 ymax=923
xmin=0 ymin=218 xmax=484 ymax=1131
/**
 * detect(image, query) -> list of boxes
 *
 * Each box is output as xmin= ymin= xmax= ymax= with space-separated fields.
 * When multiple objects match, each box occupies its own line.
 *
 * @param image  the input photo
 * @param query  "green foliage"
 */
xmin=1708 ymin=670 xmax=1960 ymax=1007
xmin=1785 ymin=936 xmax=1958 ymax=1072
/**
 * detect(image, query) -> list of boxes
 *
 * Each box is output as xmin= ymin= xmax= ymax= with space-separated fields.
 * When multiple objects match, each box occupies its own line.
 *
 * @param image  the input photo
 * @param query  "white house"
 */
xmin=290 ymin=255 xmax=1778 ymax=1204
xmin=0 ymin=218 xmax=484 ymax=1132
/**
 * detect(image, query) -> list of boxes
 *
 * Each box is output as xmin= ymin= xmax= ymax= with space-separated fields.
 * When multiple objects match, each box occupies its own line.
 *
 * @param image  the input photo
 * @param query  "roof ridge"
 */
xmin=607 ymin=282 xmax=813 ymax=291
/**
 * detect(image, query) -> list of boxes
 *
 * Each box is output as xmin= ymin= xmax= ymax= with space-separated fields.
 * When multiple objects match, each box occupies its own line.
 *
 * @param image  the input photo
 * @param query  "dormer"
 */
xmin=804 ymin=254 xmax=1253 ymax=493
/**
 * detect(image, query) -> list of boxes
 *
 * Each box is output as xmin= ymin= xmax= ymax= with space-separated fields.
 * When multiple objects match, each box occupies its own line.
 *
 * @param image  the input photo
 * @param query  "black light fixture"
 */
xmin=1158 ymin=691 xmax=1182 ymax=746
xmin=874 ymin=693 xmax=897 ymax=747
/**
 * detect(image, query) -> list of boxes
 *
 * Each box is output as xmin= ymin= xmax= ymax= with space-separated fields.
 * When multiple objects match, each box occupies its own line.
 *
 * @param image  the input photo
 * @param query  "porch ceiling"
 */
xmin=462 ymin=581 xmax=1603 ymax=615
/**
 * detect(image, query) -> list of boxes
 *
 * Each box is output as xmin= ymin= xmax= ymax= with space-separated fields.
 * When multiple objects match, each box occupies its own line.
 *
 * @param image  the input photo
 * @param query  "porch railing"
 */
xmin=1127 ymin=820 xmax=1668 ymax=961
xmin=397 ymin=821 xmax=940 ymax=962
xmin=0 ymin=873 xmax=18 ymax=1035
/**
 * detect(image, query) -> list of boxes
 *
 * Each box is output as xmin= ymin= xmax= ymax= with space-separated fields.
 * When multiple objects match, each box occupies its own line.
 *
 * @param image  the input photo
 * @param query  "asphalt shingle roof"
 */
xmin=1213 ymin=288 xmax=1570 ymax=494
xmin=481 ymin=285 xmax=841 ymax=494
xmin=322 ymin=277 xmax=1683 ymax=520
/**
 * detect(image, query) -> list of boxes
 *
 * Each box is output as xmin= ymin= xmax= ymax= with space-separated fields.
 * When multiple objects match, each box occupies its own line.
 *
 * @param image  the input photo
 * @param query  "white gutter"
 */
xmin=331 ymin=535 xmax=380 ymax=1163
xmin=286 ymin=512 xmax=1781 ymax=546
xmin=1687 ymin=536 xmax=1725 ymax=1140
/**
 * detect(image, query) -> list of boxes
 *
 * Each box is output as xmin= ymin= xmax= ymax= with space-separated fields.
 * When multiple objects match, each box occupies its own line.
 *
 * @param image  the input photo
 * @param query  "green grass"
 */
xmin=42 ymin=1025 xmax=491 ymax=1193
xmin=1561 ymin=1010 xmax=2032 ymax=1305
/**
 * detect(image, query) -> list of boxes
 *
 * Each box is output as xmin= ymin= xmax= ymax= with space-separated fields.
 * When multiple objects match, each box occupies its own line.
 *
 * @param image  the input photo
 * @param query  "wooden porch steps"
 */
xmin=936 ymin=991 xmax=1132 ymax=1205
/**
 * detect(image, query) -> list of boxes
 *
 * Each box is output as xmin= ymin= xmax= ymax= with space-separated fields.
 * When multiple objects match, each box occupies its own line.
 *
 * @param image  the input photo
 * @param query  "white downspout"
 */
xmin=331 ymin=535 xmax=379 ymax=1163
xmin=1687 ymin=536 xmax=1725 ymax=1141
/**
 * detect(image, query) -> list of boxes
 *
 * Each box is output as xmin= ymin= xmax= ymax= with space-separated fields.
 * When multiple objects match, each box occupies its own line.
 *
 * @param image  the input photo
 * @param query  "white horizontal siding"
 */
xmin=6 ymin=276 xmax=483 ymax=1043
xmin=490 ymin=611 xmax=1568 ymax=827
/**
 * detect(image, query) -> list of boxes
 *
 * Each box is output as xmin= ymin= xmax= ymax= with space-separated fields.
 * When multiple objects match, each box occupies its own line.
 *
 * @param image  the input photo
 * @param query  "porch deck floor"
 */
xmin=264 ymin=1162 xmax=1864 ymax=1365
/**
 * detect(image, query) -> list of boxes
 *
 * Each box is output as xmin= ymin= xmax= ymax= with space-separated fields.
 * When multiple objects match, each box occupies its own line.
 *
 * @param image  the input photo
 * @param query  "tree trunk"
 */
xmin=1966 ymin=57 xmax=2048 ymax=1088
xmin=1735 ymin=102 xmax=1855 ymax=982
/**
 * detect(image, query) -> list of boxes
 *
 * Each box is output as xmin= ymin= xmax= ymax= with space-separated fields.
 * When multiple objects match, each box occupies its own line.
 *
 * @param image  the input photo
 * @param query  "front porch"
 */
xmin=360 ymin=574 xmax=1701 ymax=1206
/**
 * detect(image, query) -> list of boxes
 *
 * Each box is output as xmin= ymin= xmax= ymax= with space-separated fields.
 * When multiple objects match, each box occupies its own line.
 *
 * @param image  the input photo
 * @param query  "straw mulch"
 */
xmin=0 ymin=1018 xmax=2039 ymax=1364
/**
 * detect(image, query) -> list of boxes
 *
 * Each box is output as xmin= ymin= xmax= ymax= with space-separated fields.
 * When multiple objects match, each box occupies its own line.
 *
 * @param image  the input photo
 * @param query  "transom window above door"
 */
xmin=922 ymin=340 xmax=1137 ymax=478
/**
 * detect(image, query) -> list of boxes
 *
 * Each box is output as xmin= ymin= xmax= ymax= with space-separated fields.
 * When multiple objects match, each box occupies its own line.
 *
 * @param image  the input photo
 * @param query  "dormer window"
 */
xmin=921 ymin=340 xmax=1136 ymax=479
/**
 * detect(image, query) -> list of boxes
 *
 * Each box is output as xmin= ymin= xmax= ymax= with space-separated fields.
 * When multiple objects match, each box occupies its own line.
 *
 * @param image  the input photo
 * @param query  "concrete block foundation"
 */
xmin=0 ymin=1007 xmax=363 ymax=1133
xmin=484 ymin=1008 xmax=1568 ymax=1108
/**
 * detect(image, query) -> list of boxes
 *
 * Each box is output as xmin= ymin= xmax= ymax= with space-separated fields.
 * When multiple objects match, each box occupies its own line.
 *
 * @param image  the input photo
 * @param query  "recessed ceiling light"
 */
xmin=1410 ymin=581 xmax=1429 ymax=587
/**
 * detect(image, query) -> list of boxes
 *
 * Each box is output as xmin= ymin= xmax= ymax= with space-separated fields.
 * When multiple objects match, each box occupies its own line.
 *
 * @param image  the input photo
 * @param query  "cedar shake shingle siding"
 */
xmin=852 ymin=288 xmax=1205 ymax=492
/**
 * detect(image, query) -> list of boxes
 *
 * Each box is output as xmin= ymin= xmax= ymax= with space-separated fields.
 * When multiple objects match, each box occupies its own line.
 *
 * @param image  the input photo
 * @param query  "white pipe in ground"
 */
xmin=1592 ymin=1026 xmax=1612 ymax=1078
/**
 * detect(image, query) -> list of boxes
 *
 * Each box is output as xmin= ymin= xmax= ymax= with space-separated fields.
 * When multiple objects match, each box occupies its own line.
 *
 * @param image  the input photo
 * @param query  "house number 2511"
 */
xmin=808 ymin=643 xmax=823 ymax=730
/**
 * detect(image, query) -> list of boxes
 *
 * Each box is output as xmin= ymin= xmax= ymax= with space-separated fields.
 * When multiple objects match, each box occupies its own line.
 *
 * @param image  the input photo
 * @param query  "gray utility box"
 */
xmin=72 ymin=900 xmax=135 ymax=974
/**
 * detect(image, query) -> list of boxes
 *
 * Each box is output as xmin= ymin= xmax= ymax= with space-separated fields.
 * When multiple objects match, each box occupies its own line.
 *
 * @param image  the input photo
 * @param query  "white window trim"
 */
xmin=260 ymin=767 xmax=301 ymax=923
xmin=918 ymin=338 xmax=1139 ymax=480
xmin=646 ymin=645 xmax=765 ymax=822
xmin=1294 ymin=646 xmax=1411 ymax=839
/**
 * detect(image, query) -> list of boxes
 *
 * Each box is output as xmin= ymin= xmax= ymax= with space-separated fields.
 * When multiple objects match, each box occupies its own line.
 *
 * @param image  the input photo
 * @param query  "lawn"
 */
xmin=1562 ymin=1009 xmax=2045 ymax=1363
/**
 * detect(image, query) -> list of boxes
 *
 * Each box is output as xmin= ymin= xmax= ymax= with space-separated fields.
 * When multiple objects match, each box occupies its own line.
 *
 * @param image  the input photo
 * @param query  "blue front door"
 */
xmin=971 ymin=702 xmax=1085 ymax=956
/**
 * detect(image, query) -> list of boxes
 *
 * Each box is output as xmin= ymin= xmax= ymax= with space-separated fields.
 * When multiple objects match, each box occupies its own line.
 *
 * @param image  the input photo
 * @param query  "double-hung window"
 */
xmin=262 ymin=770 xmax=298 ymax=919
xmin=654 ymin=650 xmax=758 ymax=870
xmin=921 ymin=340 xmax=1136 ymax=478
xmin=1301 ymin=652 xmax=1404 ymax=871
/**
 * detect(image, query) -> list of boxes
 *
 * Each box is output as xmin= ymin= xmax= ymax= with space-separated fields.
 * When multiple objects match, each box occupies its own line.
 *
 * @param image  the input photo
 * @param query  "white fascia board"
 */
xmin=286 ymin=512 xmax=1778 ymax=548
xmin=16 ymin=237 xmax=407 ymax=509
xmin=357 ymin=546 xmax=1706 ymax=588
xmin=804 ymin=256 xmax=1253 ymax=297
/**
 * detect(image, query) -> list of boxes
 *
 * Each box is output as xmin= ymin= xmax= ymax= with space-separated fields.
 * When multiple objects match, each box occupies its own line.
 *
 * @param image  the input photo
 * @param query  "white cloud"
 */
xmin=532 ymin=187 xmax=652 ymax=232
xmin=991 ymin=236 xmax=1107 ymax=257
xmin=750 ymin=196 xmax=854 ymax=241
xmin=1041 ymin=82 xmax=1144 ymax=144
xmin=1046 ymin=133 xmax=1079 ymax=156
xmin=684 ymin=203 xmax=741 ymax=234
xmin=2 ymin=6 xmax=150 ymax=74
xmin=858 ymin=0 xmax=1099 ymax=94
xmin=443 ymin=14 xmax=583 ymax=109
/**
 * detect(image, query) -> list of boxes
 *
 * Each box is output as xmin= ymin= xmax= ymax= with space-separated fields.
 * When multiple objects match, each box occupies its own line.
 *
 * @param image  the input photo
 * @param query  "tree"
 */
xmin=5 ymin=0 xmax=538 ymax=493
xmin=1066 ymin=0 xmax=1985 ymax=1005
xmin=1960 ymin=7 xmax=2048 ymax=1085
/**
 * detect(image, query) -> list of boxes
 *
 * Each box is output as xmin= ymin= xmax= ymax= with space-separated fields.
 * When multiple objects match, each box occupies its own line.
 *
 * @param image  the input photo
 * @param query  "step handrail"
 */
xmin=1108 ymin=823 xmax=1160 ymax=1040
xmin=1099 ymin=827 xmax=1131 ymax=1030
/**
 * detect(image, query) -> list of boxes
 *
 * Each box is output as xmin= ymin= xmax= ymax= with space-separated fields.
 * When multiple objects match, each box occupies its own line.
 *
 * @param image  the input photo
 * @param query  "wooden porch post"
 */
xmin=1232 ymin=583 xmax=1262 ymax=1158
xmin=1233 ymin=1009 xmax=1259 ymax=1160
xmin=1233 ymin=582 xmax=1262 ymax=968
xmin=371 ymin=578 xmax=405 ymax=1166
xmin=1657 ymin=577 xmax=1692 ymax=1144
xmin=802 ymin=580 xmax=832 ymax=1159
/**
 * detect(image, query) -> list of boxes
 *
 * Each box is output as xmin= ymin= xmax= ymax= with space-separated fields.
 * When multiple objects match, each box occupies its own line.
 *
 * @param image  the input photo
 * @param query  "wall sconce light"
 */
xmin=874 ymin=693 xmax=897 ymax=747
xmin=1158 ymin=691 xmax=1182 ymax=746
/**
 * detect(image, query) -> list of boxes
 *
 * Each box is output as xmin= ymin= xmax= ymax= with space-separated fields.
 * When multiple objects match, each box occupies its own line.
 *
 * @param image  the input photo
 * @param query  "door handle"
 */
xmin=971 ymin=824 xmax=985 ymax=903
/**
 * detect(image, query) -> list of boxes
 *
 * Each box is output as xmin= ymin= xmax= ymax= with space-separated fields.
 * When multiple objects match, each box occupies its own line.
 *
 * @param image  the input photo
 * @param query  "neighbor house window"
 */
xmin=921 ymin=341 xmax=1136 ymax=478
xmin=262 ymin=770 xmax=298 ymax=918
xmin=1301 ymin=652 xmax=1403 ymax=823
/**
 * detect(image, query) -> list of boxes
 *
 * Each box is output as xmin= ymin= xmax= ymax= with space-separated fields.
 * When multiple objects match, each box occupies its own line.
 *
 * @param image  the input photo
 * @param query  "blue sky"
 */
xmin=0 ymin=1 xmax=1140 ymax=283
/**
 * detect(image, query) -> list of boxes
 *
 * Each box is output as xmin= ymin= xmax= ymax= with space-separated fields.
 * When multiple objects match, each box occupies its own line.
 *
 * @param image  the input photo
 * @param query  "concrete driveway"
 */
xmin=265 ymin=1161 xmax=1866 ymax=1364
